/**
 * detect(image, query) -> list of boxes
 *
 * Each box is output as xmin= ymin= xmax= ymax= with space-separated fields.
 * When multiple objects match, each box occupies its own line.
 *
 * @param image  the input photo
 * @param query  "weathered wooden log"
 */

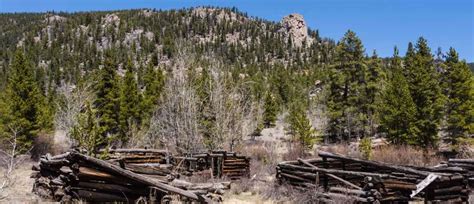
xmin=75 ymin=181 xmax=147 ymax=195
xmin=278 ymin=163 xmax=388 ymax=178
xmin=40 ymin=158 xmax=70 ymax=166
xmin=448 ymin=159 xmax=474 ymax=164
xmin=106 ymin=148 xmax=169 ymax=154
xmin=51 ymin=152 xmax=71 ymax=160
xmin=73 ymin=189 xmax=131 ymax=202
xmin=123 ymin=164 xmax=171 ymax=175
xmin=327 ymin=192 xmax=370 ymax=202
xmin=433 ymin=185 xmax=464 ymax=194
xmin=329 ymin=187 xmax=368 ymax=197
xmin=383 ymin=183 xmax=417 ymax=190
xmin=70 ymin=152 xmax=210 ymax=203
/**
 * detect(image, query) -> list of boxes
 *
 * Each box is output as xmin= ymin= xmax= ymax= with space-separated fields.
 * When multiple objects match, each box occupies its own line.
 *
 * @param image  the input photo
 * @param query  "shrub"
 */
xmin=359 ymin=137 xmax=372 ymax=160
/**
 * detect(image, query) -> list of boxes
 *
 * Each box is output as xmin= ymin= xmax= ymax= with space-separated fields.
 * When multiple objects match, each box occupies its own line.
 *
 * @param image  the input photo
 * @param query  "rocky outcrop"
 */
xmin=280 ymin=13 xmax=313 ymax=48
xmin=44 ymin=15 xmax=66 ymax=24
xmin=192 ymin=7 xmax=243 ymax=23
xmin=102 ymin=13 xmax=120 ymax=28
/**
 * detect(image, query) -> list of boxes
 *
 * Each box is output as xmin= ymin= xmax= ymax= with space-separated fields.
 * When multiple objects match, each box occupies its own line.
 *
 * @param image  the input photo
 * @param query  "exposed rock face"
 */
xmin=102 ymin=13 xmax=120 ymax=28
xmin=44 ymin=15 xmax=66 ymax=24
xmin=280 ymin=13 xmax=312 ymax=48
xmin=141 ymin=9 xmax=154 ymax=17
xmin=192 ymin=7 xmax=242 ymax=23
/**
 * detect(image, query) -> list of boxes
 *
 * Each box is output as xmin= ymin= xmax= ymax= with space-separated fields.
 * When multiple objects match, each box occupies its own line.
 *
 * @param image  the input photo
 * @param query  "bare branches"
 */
xmin=0 ymin=125 xmax=30 ymax=200
xmin=54 ymin=82 xmax=94 ymax=148
xmin=147 ymin=75 xmax=203 ymax=154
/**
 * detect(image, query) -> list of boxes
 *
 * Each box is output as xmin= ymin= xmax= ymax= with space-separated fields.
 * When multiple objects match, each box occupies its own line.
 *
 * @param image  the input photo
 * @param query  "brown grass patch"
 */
xmin=371 ymin=145 xmax=443 ymax=167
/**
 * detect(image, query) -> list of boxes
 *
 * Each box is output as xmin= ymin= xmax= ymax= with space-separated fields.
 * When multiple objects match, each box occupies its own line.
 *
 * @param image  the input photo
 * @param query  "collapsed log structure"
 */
xmin=175 ymin=150 xmax=251 ymax=179
xmin=446 ymin=158 xmax=474 ymax=188
xmin=276 ymin=151 xmax=471 ymax=203
xmin=31 ymin=151 xmax=231 ymax=202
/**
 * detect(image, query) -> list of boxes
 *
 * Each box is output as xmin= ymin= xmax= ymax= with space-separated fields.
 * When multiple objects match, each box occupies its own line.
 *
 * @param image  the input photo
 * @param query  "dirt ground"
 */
xmin=0 ymin=161 xmax=43 ymax=203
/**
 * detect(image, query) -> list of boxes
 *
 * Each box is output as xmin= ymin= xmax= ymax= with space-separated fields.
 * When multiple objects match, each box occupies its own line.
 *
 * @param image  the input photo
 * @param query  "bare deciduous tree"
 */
xmin=208 ymin=70 xmax=260 ymax=151
xmin=147 ymin=76 xmax=203 ymax=154
xmin=0 ymin=126 xmax=30 ymax=200
xmin=54 ymin=82 xmax=93 ymax=149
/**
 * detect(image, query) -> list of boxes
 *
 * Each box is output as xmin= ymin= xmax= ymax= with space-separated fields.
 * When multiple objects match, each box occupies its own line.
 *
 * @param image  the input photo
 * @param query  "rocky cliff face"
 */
xmin=280 ymin=13 xmax=313 ymax=48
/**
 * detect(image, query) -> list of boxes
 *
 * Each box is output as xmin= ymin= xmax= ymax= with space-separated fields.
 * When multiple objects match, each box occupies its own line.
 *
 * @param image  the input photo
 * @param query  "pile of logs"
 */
xmin=276 ymin=151 xmax=471 ymax=203
xmin=447 ymin=158 xmax=474 ymax=188
xmin=104 ymin=148 xmax=174 ymax=178
xmin=31 ymin=151 xmax=230 ymax=203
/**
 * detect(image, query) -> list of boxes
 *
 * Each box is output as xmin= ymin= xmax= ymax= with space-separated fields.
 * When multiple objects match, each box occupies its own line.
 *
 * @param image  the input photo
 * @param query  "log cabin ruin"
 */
xmin=31 ymin=149 xmax=473 ymax=203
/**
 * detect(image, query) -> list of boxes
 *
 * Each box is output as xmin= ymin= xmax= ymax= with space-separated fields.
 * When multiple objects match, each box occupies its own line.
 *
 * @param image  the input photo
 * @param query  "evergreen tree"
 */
xmin=364 ymin=50 xmax=384 ymax=136
xmin=404 ymin=37 xmax=444 ymax=147
xmin=119 ymin=59 xmax=142 ymax=143
xmin=379 ymin=48 xmax=418 ymax=144
xmin=1 ymin=50 xmax=44 ymax=153
xmin=94 ymin=53 xmax=120 ymax=144
xmin=443 ymin=48 xmax=474 ymax=147
xmin=326 ymin=30 xmax=367 ymax=141
xmin=142 ymin=63 xmax=165 ymax=121
xmin=263 ymin=91 xmax=278 ymax=128
xmin=71 ymin=102 xmax=102 ymax=155
xmin=287 ymin=101 xmax=317 ymax=152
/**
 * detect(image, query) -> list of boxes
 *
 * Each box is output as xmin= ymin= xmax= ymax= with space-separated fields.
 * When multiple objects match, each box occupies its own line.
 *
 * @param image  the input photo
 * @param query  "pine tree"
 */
xmin=142 ymin=63 xmax=164 ymax=120
xmin=71 ymin=102 xmax=102 ymax=155
xmin=379 ymin=48 xmax=418 ymax=145
xmin=94 ymin=53 xmax=120 ymax=143
xmin=327 ymin=30 xmax=367 ymax=141
xmin=119 ymin=59 xmax=142 ymax=143
xmin=364 ymin=50 xmax=384 ymax=136
xmin=263 ymin=91 xmax=278 ymax=128
xmin=287 ymin=101 xmax=317 ymax=152
xmin=404 ymin=37 xmax=444 ymax=147
xmin=443 ymin=48 xmax=474 ymax=147
xmin=1 ymin=50 xmax=44 ymax=153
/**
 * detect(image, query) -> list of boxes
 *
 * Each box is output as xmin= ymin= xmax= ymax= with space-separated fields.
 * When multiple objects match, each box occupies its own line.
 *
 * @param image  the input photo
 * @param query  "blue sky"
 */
xmin=1 ymin=0 xmax=473 ymax=61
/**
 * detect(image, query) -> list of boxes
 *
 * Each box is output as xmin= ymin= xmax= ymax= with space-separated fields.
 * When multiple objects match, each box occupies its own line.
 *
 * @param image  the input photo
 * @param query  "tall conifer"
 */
xmin=1 ymin=50 xmax=43 ymax=152
xmin=119 ymin=59 xmax=141 ymax=142
xmin=444 ymin=48 xmax=474 ymax=146
xmin=404 ymin=37 xmax=444 ymax=147
xmin=327 ymin=30 xmax=367 ymax=141
xmin=94 ymin=53 xmax=120 ymax=142
xmin=379 ymin=48 xmax=418 ymax=144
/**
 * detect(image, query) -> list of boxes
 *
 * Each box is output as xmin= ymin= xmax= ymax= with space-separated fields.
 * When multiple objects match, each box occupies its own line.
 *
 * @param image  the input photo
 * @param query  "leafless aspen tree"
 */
xmin=0 ymin=126 xmax=30 ymax=200
xmin=147 ymin=76 xmax=203 ymax=154
xmin=208 ymin=70 xmax=259 ymax=151
xmin=54 ymin=82 xmax=93 ymax=149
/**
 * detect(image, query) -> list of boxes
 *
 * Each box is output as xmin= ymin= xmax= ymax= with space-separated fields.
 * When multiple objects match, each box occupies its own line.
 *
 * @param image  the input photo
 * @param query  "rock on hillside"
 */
xmin=280 ymin=13 xmax=313 ymax=48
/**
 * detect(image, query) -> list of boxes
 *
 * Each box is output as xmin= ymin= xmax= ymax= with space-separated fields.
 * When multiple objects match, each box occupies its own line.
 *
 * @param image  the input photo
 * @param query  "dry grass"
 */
xmin=318 ymin=142 xmax=361 ymax=158
xmin=371 ymin=145 xmax=443 ymax=167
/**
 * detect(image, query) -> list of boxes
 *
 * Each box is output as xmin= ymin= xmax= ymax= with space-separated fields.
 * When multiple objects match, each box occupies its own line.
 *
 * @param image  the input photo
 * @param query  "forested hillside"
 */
xmin=0 ymin=7 xmax=472 ymax=157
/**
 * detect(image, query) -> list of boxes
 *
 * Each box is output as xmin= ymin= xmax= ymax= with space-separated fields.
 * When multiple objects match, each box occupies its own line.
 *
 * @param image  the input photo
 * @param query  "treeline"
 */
xmin=0 ymin=8 xmax=472 ymax=156
xmin=324 ymin=31 xmax=473 ymax=149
